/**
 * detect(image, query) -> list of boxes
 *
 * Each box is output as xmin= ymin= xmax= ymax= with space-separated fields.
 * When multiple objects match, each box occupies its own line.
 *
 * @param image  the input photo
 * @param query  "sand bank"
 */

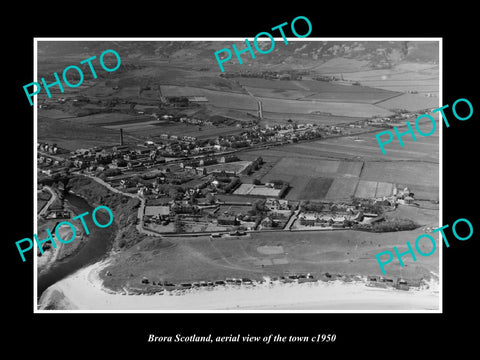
xmin=38 ymin=259 xmax=440 ymax=312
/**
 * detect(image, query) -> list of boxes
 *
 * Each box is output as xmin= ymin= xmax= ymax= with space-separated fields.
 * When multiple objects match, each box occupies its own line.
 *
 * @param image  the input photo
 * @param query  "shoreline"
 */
xmin=37 ymin=190 xmax=118 ymax=276
xmin=37 ymin=198 xmax=87 ymax=275
xmin=38 ymin=258 xmax=440 ymax=311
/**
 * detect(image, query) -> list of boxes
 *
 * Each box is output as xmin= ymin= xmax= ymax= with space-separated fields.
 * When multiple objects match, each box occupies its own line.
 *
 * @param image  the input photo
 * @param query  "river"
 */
xmin=37 ymin=193 xmax=116 ymax=299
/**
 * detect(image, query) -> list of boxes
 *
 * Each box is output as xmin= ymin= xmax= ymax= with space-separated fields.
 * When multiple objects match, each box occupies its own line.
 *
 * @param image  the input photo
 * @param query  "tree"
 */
xmin=206 ymin=193 xmax=216 ymax=205
xmin=253 ymin=199 xmax=266 ymax=213
xmin=188 ymin=191 xmax=198 ymax=205
xmin=174 ymin=216 xmax=185 ymax=233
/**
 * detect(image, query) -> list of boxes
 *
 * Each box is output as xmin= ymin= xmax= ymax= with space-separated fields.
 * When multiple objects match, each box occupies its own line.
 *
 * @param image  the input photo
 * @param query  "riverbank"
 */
xmin=38 ymin=258 xmax=439 ymax=311
xmin=37 ymin=196 xmax=88 ymax=276
xmin=36 ymin=191 xmax=120 ymax=298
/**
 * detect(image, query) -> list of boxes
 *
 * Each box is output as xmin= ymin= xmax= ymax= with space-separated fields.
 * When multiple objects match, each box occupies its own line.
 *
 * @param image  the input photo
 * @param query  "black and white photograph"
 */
xmin=33 ymin=38 xmax=441 ymax=311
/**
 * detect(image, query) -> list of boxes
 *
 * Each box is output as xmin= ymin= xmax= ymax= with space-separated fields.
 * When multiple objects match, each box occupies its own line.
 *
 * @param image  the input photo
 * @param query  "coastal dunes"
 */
xmin=95 ymin=219 xmax=439 ymax=296
xmin=37 ymin=259 xmax=439 ymax=311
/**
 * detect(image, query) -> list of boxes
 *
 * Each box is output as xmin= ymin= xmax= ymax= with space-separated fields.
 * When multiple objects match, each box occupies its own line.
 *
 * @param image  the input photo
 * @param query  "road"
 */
xmin=284 ymin=209 xmax=300 ymax=231
xmin=38 ymin=186 xmax=57 ymax=217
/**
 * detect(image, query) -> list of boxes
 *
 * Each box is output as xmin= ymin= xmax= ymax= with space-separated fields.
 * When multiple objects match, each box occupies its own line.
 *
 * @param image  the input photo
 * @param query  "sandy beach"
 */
xmin=37 ymin=259 xmax=440 ymax=312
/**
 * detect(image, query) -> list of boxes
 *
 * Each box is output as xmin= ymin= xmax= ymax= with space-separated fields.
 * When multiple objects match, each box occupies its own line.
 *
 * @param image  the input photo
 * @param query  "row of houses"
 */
xmin=298 ymin=211 xmax=363 ymax=227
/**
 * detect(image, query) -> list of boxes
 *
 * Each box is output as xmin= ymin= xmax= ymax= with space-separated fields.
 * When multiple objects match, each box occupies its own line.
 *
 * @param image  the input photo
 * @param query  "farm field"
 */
xmin=161 ymin=85 xmax=257 ymax=111
xmin=324 ymin=178 xmax=358 ymax=200
xmin=375 ymin=93 xmax=440 ymax=112
xmin=234 ymin=77 xmax=307 ymax=90
xmin=375 ymin=182 xmax=394 ymax=198
xmin=300 ymin=91 xmax=400 ymax=103
xmin=339 ymin=63 xmax=439 ymax=94
xmin=261 ymin=157 xmax=342 ymax=178
xmin=283 ymin=176 xmax=312 ymax=201
xmin=234 ymin=77 xmax=400 ymax=102
xmin=244 ymin=87 xmax=315 ymax=100
xmin=259 ymin=157 xmax=360 ymax=182
xmin=259 ymin=98 xmax=394 ymax=117
xmin=38 ymin=109 xmax=78 ymax=120
xmin=38 ymin=116 xmax=122 ymax=151
xmin=354 ymin=180 xmax=377 ymax=198
xmin=282 ymin=128 xmax=439 ymax=162
xmin=298 ymin=177 xmax=334 ymax=200
xmin=360 ymin=161 xmax=438 ymax=188
xmin=259 ymin=157 xmax=363 ymax=201
xmin=244 ymin=133 xmax=438 ymax=201
xmin=309 ymin=57 xmax=371 ymax=73
xmin=103 ymin=119 xmax=160 ymax=131
xmin=162 ymin=84 xmax=396 ymax=117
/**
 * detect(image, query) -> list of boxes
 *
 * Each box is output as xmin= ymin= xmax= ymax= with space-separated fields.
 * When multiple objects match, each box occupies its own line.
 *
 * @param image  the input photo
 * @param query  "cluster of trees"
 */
xmin=215 ymin=176 xmax=240 ymax=194
xmin=371 ymin=218 xmax=418 ymax=232
xmin=247 ymin=199 xmax=267 ymax=217
xmin=301 ymin=201 xmax=327 ymax=212
xmin=353 ymin=217 xmax=418 ymax=233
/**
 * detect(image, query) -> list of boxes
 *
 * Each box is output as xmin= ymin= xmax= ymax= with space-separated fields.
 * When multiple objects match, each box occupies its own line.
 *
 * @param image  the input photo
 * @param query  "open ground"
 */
xmin=101 ymin=216 xmax=439 ymax=292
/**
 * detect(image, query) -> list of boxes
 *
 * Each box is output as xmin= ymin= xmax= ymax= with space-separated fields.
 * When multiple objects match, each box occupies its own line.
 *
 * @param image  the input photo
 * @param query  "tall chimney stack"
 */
xmin=120 ymin=128 xmax=124 ymax=146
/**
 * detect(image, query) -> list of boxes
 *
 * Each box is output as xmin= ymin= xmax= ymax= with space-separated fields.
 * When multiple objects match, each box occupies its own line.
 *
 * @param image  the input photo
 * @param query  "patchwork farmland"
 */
xmin=255 ymin=132 xmax=438 ymax=201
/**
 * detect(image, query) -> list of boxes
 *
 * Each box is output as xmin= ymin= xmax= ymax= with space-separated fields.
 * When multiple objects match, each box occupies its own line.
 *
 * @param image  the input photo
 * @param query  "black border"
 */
xmin=7 ymin=5 xmax=478 ymax=353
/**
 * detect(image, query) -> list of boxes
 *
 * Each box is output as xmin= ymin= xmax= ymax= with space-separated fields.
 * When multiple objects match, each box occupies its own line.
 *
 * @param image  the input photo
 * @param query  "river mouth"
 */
xmin=37 ymin=192 xmax=116 ymax=299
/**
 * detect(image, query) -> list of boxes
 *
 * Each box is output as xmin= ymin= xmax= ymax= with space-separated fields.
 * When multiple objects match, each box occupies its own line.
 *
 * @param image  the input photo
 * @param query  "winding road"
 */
xmin=38 ymin=186 xmax=57 ymax=217
xmin=76 ymin=173 xmax=161 ymax=237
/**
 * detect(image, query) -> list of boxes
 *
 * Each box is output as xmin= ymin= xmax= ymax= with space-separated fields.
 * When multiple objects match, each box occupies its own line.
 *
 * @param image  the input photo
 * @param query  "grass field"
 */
xmin=244 ymin=87 xmax=315 ymax=100
xmin=354 ymin=180 xmax=377 ymax=198
xmin=262 ymin=157 xmax=341 ymax=178
xmin=299 ymin=177 xmax=334 ymax=200
xmin=161 ymin=85 xmax=257 ymax=110
xmin=256 ymin=155 xmax=414 ymax=201
xmin=361 ymin=161 xmax=438 ymax=187
xmin=103 ymin=120 xmax=160 ymax=131
xmin=308 ymin=57 xmax=371 ymax=74
xmin=38 ymin=116 xmax=123 ymax=151
xmin=376 ymin=182 xmax=394 ymax=197
xmin=324 ymin=178 xmax=359 ymax=200
xmin=338 ymin=62 xmax=439 ymax=94
xmin=336 ymin=161 xmax=364 ymax=177
xmin=234 ymin=77 xmax=306 ymax=90
xmin=101 ymin=215 xmax=439 ymax=291
xmin=375 ymin=93 xmax=440 ymax=112
xmin=235 ymin=77 xmax=399 ymax=100
xmin=260 ymin=98 xmax=394 ymax=117
xmin=283 ymin=176 xmax=312 ymax=200
xmin=285 ymin=127 xmax=439 ymax=162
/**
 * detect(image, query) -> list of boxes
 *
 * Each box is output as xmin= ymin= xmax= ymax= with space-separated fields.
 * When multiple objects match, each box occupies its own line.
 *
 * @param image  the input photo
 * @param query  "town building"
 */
xmin=217 ymin=215 xmax=239 ymax=226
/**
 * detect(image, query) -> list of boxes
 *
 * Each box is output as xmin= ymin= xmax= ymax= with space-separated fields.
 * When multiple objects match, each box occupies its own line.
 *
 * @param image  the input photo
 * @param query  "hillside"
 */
xmin=37 ymin=40 xmax=439 ymax=71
